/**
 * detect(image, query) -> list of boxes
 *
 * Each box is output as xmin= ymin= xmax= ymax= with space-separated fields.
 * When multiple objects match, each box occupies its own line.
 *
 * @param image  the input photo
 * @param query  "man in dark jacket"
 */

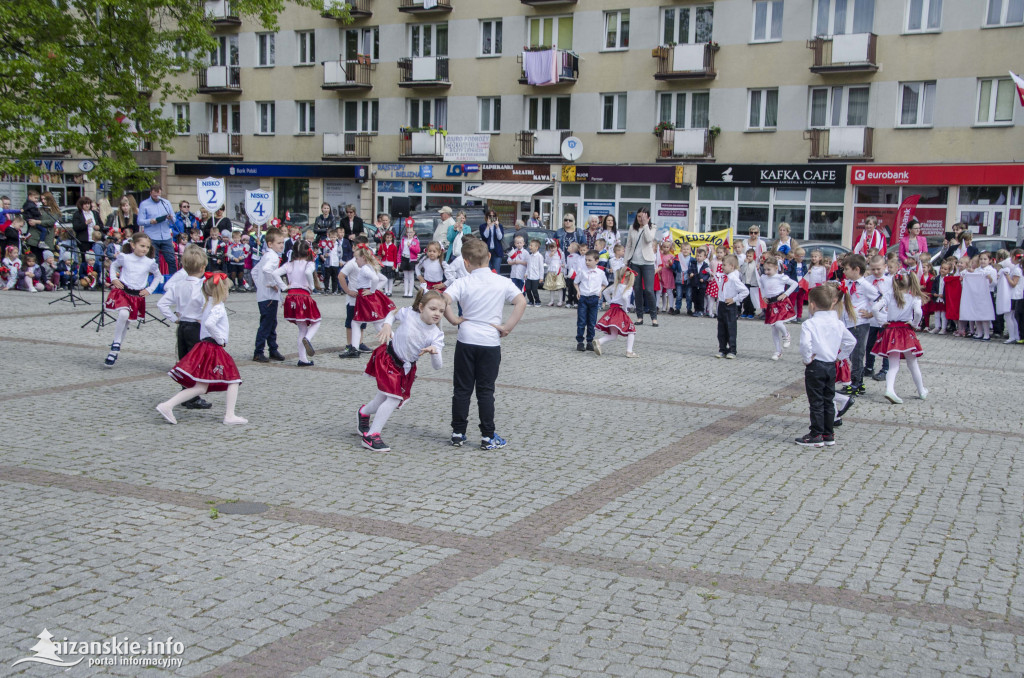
xmin=340 ymin=204 xmax=364 ymax=262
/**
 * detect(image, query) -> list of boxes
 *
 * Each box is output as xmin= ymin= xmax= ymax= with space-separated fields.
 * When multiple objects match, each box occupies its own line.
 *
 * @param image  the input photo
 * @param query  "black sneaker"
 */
xmin=795 ymin=434 xmax=825 ymax=447
xmin=586 ymin=341 xmax=594 ymax=351
xmin=358 ymin=343 xmax=372 ymax=353
xmin=450 ymin=432 xmax=467 ymax=447
xmin=576 ymin=342 xmax=585 ymax=352
xmin=361 ymin=433 xmax=390 ymax=452
xmin=252 ymin=353 xmax=270 ymax=363
xmin=821 ymin=434 xmax=836 ymax=447
xmin=840 ymin=385 xmax=856 ymax=396
xmin=855 ymin=384 xmax=867 ymax=396
xmin=338 ymin=346 xmax=360 ymax=359
xmin=183 ymin=396 xmax=212 ymax=410
xmin=358 ymin=407 xmax=370 ymax=434
xmin=863 ymin=367 xmax=874 ymax=377
xmin=269 ymin=350 xmax=286 ymax=361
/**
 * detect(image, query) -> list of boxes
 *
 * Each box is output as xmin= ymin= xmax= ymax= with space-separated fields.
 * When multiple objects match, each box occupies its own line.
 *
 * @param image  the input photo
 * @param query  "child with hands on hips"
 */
xmin=105 ymin=232 xmax=162 ymax=367
xmin=272 ymin=240 xmax=322 ymax=367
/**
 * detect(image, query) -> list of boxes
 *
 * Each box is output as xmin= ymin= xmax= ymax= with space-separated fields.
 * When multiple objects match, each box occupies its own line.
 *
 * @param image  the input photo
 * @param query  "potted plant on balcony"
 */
xmin=708 ymin=125 xmax=721 ymax=139
xmin=654 ymin=121 xmax=675 ymax=136
xmin=654 ymin=121 xmax=675 ymax=157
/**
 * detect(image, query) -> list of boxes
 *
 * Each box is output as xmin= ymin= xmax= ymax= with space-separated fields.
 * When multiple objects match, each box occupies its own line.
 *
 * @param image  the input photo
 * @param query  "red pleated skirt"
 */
xmin=596 ymin=304 xmax=636 ymax=335
xmin=365 ymin=343 xmax=417 ymax=404
xmin=354 ymin=290 xmax=396 ymax=322
xmin=283 ymin=288 xmax=321 ymax=323
xmin=106 ymin=287 xmax=146 ymax=320
xmin=169 ymin=340 xmax=242 ymax=392
xmin=764 ymin=297 xmax=796 ymax=324
xmin=425 ymin=280 xmax=445 ymax=290
xmin=835 ymin=359 xmax=851 ymax=385
xmin=871 ymin=322 xmax=924 ymax=358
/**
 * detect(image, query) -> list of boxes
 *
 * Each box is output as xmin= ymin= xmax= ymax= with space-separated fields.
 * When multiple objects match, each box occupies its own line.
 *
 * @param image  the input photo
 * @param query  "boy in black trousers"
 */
xmin=688 ymin=247 xmax=712 ymax=317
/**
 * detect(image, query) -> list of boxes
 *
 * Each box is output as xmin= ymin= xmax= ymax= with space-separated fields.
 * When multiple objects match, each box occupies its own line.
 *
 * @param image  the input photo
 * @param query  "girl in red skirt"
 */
xmin=928 ymin=260 xmax=952 ymax=334
xmin=104 ymin=232 xmax=162 ymax=367
xmin=350 ymin=244 xmax=396 ymax=352
xmin=157 ymin=273 xmax=246 ymax=425
xmin=757 ymin=256 xmax=799 ymax=361
xmin=358 ymin=288 xmax=446 ymax=452
xmin=272 ymin=240 xmax=321 ymax=366
xmin=594 ymin=268 xmax=638 ymax=358
xmin=415 ymin=241 xmax=447 ymax=292
xmin=871 ymin=272 xmax=928 ymax=404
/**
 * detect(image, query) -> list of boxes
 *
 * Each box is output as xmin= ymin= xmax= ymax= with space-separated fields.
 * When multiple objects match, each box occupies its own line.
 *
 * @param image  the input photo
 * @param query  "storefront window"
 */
xmin=618 ymin=202 xmax=650 ymax=229
xmin=737 ymin=187 xmax=769 ymax=202
xmin=655 ymin=185 xmax=689 ymax=201
xmin=700 ymin=186 xmax=734 ymax=201
xmin=809 ymin=207 xmax=843 ymax=242
xmin=810 ymin=187 xmax=845 ymax=203
xmin=276 ymin=178 xmax=309 ymax=222
xmin=561 ymin=184 xmax=581 ymax=197
xmin=584 ymin=184 xmax=615 ymax=200
xmin=620 ymin=184 xmax=651 ymax=199
xmin=774 ymin=188 xmax=806 ymax=203
xmin=855 ymin=186 xmax=898 ymax=204
xmin=959 ymin=186 xmax=1014 ymax=205
xmin=772 ymin=205 xmax=806 ymax=240
xmin=908 ymin=186 xmax=948 ymax=205
xmin=738 ymin=205 xmax=770 ymax=238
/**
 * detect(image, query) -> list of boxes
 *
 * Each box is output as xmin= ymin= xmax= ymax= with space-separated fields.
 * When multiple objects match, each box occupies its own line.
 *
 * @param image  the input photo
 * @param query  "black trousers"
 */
xmin=692 ymin=287 xmax=706 ymax=314
xmin=325 ymin=266 xmax=340 ymax=292
xmin=564 ymin=281 xmax=578 ymax=305
xmin=451 ymin=342 xmax=501 ymax=438
xmin=805 ymin=360 xmax=836 ymax=437
xmin=864 ymin=326 xmax=888 ymax=372
xmin=741 ymin=285 xmax=757 ymax=316
xmin=717 ymin=302 xmax=739 ymax=354
xmin=1016 ymin=299 xmax=1024 ymax=338
xmin=632 ymin=263 xmax=657 ymax=319
xmin=525 ymin=279 xmax=541 ymax=304
xmin=176 ymin=321 xmax=201 ymax=360
xmin=255 ymin=300 xmax=279 ymax=354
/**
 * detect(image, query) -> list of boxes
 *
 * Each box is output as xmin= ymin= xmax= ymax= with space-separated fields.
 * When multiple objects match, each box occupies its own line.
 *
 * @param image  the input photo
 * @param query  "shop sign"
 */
xmin=443 ymin=135 xmax=491 ymax=163
xmin=582 ymin=200 xmax=614 ymax=221
xmin=33 ymin=159 xmax=65 ymax=172
xmin=697 ymin=164 xmax=845 ymax=188
xmin=851 ymin=164 xmax=1024 ymax=186
xmin=427 ymin=181 xmax=461 ymax=194
xmin=174 ymin=163 xmax=367 ymax=179
xmin=446 ymin=163 xmax=480 ymax=177
xmin=375 ymin=164 xmax=436 ymax=180
xmin=561 ymin=165 xmax=680 ymax=184
xmin=481 ymin=164 xmax=551 ymax=182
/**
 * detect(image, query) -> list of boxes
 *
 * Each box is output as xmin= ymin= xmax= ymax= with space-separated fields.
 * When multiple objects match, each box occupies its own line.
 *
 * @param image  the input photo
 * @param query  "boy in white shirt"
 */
xmin=863 ymin=255 xmax=891 ymax=382
xmin=840 ymin=254 xmax=879 ymax=397
xmin=252 ymin=227 xmax=286 ymax=363
xmin=524 ymin=239 xmax=545 ymax=307
xmin=157 ymin=245 xmax=212 ymax=409
xmin=715 ymin=254 xmax=749 ymax=358
xmin=574 ymin=250 xmax=607 ymax=351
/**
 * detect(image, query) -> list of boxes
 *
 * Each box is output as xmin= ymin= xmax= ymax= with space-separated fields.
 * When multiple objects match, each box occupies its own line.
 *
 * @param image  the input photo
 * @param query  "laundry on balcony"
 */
xmin=423 ymin=0 xmax=437 ymax=8
xmin=522 ymin=48 xmax=579 ymax=85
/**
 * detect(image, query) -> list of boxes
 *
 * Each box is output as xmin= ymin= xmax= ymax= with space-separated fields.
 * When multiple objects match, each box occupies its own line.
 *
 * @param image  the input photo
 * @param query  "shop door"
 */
xmin=959 ymin=207 xmax=1005 ymax=237
xmin=699 ymin=204 xmax=733 ymax=233
xmin=560 ymin=198 xmax=580 ymax=226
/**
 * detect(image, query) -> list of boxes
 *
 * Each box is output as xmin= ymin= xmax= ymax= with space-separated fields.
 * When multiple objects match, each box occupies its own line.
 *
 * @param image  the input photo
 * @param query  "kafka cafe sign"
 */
xmin=697 ymin=164 xmax=846 ymax=188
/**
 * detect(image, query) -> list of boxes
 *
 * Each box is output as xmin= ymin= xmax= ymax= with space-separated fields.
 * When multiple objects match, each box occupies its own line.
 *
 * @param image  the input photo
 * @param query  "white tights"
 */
xmin=360 ymin=391 xmax=402 ymax=435
xmin=351 ymin=320 xmax=383 ymax=350
xmin=112 ymin=308 xmax=130 ymax=347
xmin=549 ymin=290 xmax=561 ymax=305
xmin=296 ymin=320 xmax=320 ymax=362
xmin=1005 ymin=311 xmax=1019 ymax=342
xmin=383 ymin=270 xmax=394 ymax=295
xmin=403 ymin=271 xmax=415 ymax=297
xmin=771 ymin=321 xmax=790 ymax=353
xmin=833 ymin=391 xmax=850 ymax=418
xmin=597 ymin=327 xmax=635 ymax=353
xmin=931 ymin=311 xmax=946 ymax=332
xmin=885 ymin=351 xmax=925 ymax=397
xmin=158 ymin=383 xmax=246 ymax=424
xmin=974 ymin=320 xmax=991 ymax=339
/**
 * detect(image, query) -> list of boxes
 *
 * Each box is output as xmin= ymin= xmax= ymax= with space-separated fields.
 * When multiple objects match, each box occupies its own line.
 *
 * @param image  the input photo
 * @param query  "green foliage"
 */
xmin=0 ymin=0 xmax=347 ymax=187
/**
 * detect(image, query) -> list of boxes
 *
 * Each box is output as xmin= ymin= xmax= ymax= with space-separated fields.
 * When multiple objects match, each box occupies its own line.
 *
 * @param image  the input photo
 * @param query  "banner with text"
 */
xmin=669 ymin=227 xmax=733 ymax=253
xmin=443 ymin=135 xmax=491 ymax=163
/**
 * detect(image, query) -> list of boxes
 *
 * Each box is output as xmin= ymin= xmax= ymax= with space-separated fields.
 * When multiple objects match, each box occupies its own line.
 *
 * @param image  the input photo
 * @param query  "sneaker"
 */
xmin=918 ymin=387 xmax=928 ymax=401
xmin=358 ymin=343 xmax=372 ymax=352
xmin=450 ymin=432 xmax=467 ymax=447
xmin=833 ymin=417 xmax=843 ymax=427
xmin=840 ymin=385 xmax=856 ymax=396
xmin=252 ymin=353 xmax=270 ymax=363
xmin=863 ymin=367 xmax=874 ymax=377
xmin=361 ymin=433 xmax=390 ymax=452
xmin=481 ymin=433 xmax=508 ymax=450
xmin=884 ymin=390 xmax=904 ymax=404
xmin=782 ymin=336 xmax=791 ymax=349
xmin=795 ymin=434 xmax=824 ymax=447
xmin=338 ymin=346 xmax=360 ymax=359
xmin=585 ymin=341 xmax=594 ymax=351
xmin=821 ymin=434 xmax=836 ymax=447
xmin=771 ymin=352 xmax=781 ymax=361
xmin=724 ymin=353 xmax=735 ymax=359
xmin=358 ymin=407 xmax=370 ymax=434
xmin=297 ymin=360 xmax=314 ymax=367
xmin=855 ymin=384 xmax=867 ymax=396
xmin=593 ymin=341 xmax=602 ymax=356
xmin=302 ymin=337 xmax=315 ymax=357
xmin=715 ymin=352 xmax=725 ymax=359
xmin=576 ymin=342 xmax=585 ymax=352
xmin=182 ymin=396 xmax=213 ymax=410
xmin=872 ymin=370 xmax=887 ymax=381
xmin=269 ymin=350 xmax=286 ymax=362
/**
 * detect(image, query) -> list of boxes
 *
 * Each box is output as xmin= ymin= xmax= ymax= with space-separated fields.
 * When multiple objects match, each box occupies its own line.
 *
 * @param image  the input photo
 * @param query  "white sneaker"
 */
xmin=715 ymin=352 xmax=724 ymax=359
xmin=782 ymin=336 xmax=791 ymax=349
xmin=918 ymin=388 xmax=928 ymax=400
xmin=885 ymin=390 xmax=904 ymax=405
xmin=771 ymin=352 xmax=781 ymax=361
xmin=724 ymin=353 xmax=735 ymax=360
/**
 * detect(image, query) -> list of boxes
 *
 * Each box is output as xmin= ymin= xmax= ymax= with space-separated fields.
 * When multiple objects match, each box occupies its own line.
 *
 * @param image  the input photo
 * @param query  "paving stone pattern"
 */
xmin=1 ymin=289 xmax=1022 ymax=676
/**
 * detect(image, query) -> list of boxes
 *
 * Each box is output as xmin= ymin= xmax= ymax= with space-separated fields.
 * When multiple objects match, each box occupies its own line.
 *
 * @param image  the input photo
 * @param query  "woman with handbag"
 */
xmin=623 ymin=207 xmax=659 ymax=326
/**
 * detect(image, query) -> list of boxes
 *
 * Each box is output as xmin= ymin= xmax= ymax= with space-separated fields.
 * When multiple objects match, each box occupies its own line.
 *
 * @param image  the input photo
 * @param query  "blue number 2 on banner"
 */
xmin=205 ymin=189 xmax=217 ymax=205
xmin=253 ymin=202 xmax=265 ymax=217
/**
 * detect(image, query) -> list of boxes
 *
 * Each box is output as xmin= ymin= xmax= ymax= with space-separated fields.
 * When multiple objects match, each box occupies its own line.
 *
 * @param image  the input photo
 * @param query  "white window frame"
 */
xmin=527 ymin=15 xmax=573 ymax=49
xmin=410 ymin=23 xmax=448 ymax=57
xmin=658 ymin=91 xmax=710 ymax=129
xmin=296 ymin=31 xmax=316 ymax=65
xmin=208 ymin=103 xmax=240 ymax=134
xmin=896 ymin=81 xmax=935 ymax=128
xmin=257 ymin=101 xmax=276 ymax=135
xmin=984 ymin=0 xmax=1024 ymax=27
xmin=478 ymin=97 xmax=501 ymax=133
xmin=808 ymin=85 xmax=870 ymax=128
xmin=752 ymin=1 xmax=784 ymax=42
xmin=660 ymin=5 xmax=714 ymax=45
xmin=600 ymin=93 xmax=627 ymax=132
xmin=344 ymin=27 xmax=379 ymax=61
xmin=296 ymin=101 xmax=315 ymax=135
xmin=747 ymin=88 xmax=778 ymax=130
xmin=480 ymin=19 xmax=502 ymax=57
xmin=408 ymin=98 xmax=447 ymax=129
xmin=904 ymin=0 xmax=943 ymax=33
xmin=603 ymin=10 xmax=630 ymax=51
xmin=975 ymin=78 xmax=1015 ymax=126
xmin=525 ymin=96 xmax=571 ymax=131
xmin=343 ymin=100 xmax=378 ymax=134
xmin=173 ymin=103 xmax=190 ymax=135
xmin=210 ymin=35 xmax=239 ymax=67
xmin=256 ymin=32 xmax=275 ymax=67
xmin=813 ymin=0 xmax=875 ymax=36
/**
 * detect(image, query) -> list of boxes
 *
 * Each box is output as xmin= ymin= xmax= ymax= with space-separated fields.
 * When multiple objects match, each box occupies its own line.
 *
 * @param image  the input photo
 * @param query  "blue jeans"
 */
xmin=576 ymin=295 xmax=599 ymax=343
xmin=151 ymin=238 xmax=178 ymax=273
xmin=255 ymin=300 xmax=279 ymax=354
xmin=674 ymin=283 xmax=692 ymax=312
xmin=511 ymin=277 xmax=525 ymax=292
xmin=489 ymin=251 xmax=501 ymax=271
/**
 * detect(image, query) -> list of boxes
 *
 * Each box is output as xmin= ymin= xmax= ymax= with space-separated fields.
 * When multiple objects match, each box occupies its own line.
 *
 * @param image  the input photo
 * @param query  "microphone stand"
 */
xmin=49 ymin=229 xmax=90 ymax=307
xmin=81 ymin=248 xmax=117 ymax=331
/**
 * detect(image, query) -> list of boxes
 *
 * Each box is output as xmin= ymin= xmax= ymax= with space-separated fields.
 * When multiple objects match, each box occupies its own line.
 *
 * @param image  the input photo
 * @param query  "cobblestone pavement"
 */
xmin=1 ymin=288 xmax=1022 ymax=676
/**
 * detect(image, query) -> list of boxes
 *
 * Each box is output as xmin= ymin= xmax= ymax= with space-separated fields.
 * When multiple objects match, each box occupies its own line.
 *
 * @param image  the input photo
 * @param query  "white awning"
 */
xmin=467 ymin=182 xmax=552 ymax=202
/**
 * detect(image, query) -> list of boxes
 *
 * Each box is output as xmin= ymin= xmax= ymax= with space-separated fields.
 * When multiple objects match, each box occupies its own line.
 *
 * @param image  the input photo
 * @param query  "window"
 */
xmin=604 ymin=10 xmax=630 ymax=50
xmin=906 ymin=0 xmax=942 ymax=32
xmin=814 ymin=0 xmax=874 ymax=35
xmin=601 ymin=93 xmax=627 ymax=132
xmin=527 ymin=16 xmax=573 ymax=49
xmin=526 ymin=96 xmax=571 ymax=130
xmin=658 ymin=92 xmax=709 ymax=129
xmin=748 ymin=89 xmax=778 ymax=129
xmin=410 ymin=23 xmax=448 ymax=57
xmin=344 ymin=100 xmax=378 ymax=134
xmin=479 ymin=97 xmax=501 ymax=133
xmin=257 ymin=32 xmax=275 ymax=67
xmin=897 ymin=81 xmax=935 ymax=127
xmin=480 ymin=19 xmax=502 ymax=56
xmin=208 ymin=103 xmax=240 ymax=133
xmin=257 ymin=102 xmax=275 ymax=135
xmin=985 ymin=0 xmax=1024 ymax=26
xmin=297 ymin=31 xmax=315 ymax=65
xmin=173 ymin=103 xmax=190 ymax=135
xmin=344 ymin=27 xmax=379 ymax=61
xmin=753 ymin=1 xmax=784 ymax=41
xmin=296 ymin=101 xmax=315 ymax=134
xmin=661 ymin=5 xmax=713 ymax=45
xmin=409 ymin=98 xmax=447 ymax=129
xmin=976 ymin=78 xmax=1015 ymax=125
xmin=210 ymin=35 xmax=239 ymax=67
xmin=809 ymin=85 xmax=869 ymax=127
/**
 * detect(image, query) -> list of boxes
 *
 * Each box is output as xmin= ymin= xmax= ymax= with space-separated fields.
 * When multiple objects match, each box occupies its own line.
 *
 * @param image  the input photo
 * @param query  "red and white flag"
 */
xmin=894 ymin=194 xmax=922 ymax=242
xmin=1011 ymin=71 xmax=1024 ymax=107
xmin=827 ymin=251 xmax=839 ymax=279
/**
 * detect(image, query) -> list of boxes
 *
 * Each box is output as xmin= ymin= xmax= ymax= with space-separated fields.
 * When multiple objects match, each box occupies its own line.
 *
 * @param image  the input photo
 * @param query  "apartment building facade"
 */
xmin=159 ymin=0 xmax=1024 ymax=247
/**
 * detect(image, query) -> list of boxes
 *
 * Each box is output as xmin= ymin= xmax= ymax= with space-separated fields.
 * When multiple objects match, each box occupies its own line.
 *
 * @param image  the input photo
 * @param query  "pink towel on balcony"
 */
xmin=523 ymin=48 xmax=557 ymax=86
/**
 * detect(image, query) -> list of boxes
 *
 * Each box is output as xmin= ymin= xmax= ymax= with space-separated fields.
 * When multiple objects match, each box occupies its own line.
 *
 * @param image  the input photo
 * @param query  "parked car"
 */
xmin=800 ymin=241 xmax=850 ymax=262
xmin=926 ymin=237 xmax=1017 ymax=265
xmin=283 ymin=212 xmax=308 ymax=229
xmin=402 ymin=207 xmax=487 ymax=252
xmin=497 ymin=228 xmax=558 ymax=276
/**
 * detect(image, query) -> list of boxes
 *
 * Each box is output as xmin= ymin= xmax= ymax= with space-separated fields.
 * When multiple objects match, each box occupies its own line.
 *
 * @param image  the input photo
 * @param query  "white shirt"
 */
xmin=254 ymin=249 xmax=282 ymax=302
xmin=877 ymin=291 xmax=922 ymax=325
xmin=843 ymin=276 xmax=879 ymax=327
xmin=1009 ymin=263 xmax=1024 ymax=300
xmin=386 ymin=306 xmax=445 ymax=373
xmin=864 ymin=274 xmax=891 ymax=327
xmin=340 ymin=258 xmax=360 ymax=306
xmin=507 ymin=248 xmax=528 ymax=278
xmin=416 ymin=257 xmax=445 ymax=283
xmin=806 ymin=264 xmax=828 ymax=287
xmin=576 ymin=266 xmax=606 ymax=297
xmin=800 ymin=310 xmax=857 ymax=364
xmin=525 ymin=251 xmax=545 ymax=280
xmin=273 ymin=260 xmax=314 ymax=292
xmin=444 ymin=256 xmax=468 ymax=285
xmin=609 ymin=283 xmax=633 ymax=308
xmin=200 ymin=302 xmax=230 ymax=345
xmin=544 ymin=251 xmax=562 ymax=276
xmin=566 ymin=253 xmax=585 ymax=281
xmin=157 ymin=275 xmax=204 ymax=323
xmin=350 ymin=262 xmax=386 ymax=291
xmin=608 ymin=256 xmax=626 ymax=274
xmin=111 ymin=253 xmax=161 ymax=293
xmin=719 ymin=270 xmax=749 ymax=304
xmin=758 ymin=272 xmax=798 ymax=299
xmin=445 ymin=267 xmax=523 ymax=347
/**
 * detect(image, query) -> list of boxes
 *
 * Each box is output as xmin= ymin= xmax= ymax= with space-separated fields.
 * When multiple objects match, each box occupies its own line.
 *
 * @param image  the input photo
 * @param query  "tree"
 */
xmin=0 ymin=0 xmax=349 ymax=187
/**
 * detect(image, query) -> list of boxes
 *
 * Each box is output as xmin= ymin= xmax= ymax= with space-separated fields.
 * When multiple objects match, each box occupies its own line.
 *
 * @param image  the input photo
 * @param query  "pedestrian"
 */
xmin=137 ymin=185 xmax=178 ymax=273
xmin=157 ymin=245 xmax=213 ymax=411
xmin=349 ymin=244 xmax=396 ymax=353
xmin=715 ymin=254 xmax=747 ymax=359
xmin=839 ymin=254 xmax=880 ymax=397
xmin=251 ymin=226 xmax=286 ymax=363
xmin=313 ymin=202 xmax=335 ymax=242
xmin=542 ymin=240 xmax=565 ymax=306
xmin=479 ymin=209 xmax=504 ymax=271
xmin=871 ymin=272 xmax=928 ymax=404
xmin=574 ymin=249 xmax=606 ymax=352
xmin=399 ymin=224 xmax=420 ymax=297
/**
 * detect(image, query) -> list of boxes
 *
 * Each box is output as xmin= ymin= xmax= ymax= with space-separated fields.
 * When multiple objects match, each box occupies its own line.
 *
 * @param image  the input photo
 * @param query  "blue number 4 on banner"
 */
xmin=253 ymin=202 xmax=265 ymax=217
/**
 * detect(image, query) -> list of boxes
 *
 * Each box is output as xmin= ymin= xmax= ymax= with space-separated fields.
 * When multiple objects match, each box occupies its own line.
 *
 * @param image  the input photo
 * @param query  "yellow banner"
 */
xmin=669 ymin=227 xmax=733 ymax=254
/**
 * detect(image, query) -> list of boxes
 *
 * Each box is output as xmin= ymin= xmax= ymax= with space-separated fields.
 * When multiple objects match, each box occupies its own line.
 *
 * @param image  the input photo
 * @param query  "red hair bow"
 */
xmin=625 ymin=267 xmax=638 ymax=276
xmin=838 ymin=280 xmax=849 ymax=295
xmin=204 ymin=272 xmax=227 ymax=285
xmin=356 ymin=243 xmax=371 ymax=252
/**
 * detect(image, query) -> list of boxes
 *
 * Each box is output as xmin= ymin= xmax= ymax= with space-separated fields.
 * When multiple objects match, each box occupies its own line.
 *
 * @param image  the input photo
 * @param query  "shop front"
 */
xmin=695 ymin=164 xmax=847 ymax=244
xmin=374 ymin=163 xmax=484 ymax=219
xmin=469 ymin=164 xmax=554 ymax=227
xmin=0 ymin=157 xmax=97 ymax=210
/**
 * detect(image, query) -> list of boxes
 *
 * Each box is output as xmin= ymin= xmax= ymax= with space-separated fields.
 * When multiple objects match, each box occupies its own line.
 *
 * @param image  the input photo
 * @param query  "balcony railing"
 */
xmin=399 ymin=130 xmax=446 ymax=159
xmin=323 ymin=133 xmax=372 ymax=160
xmin=807 ymin=33 xmax=878 ymax=73
xmin=397 ymin=56 xmax=450 ymax=88
xmin=520 ymin=0 xmax=576 ymax=5
xmin=805 ymin=127 xmax=873 ymax=160
xmin=656 ymin=128 xmax=715 ymax=161
xmin=197 ymin=66 xmax=241 ymax=93
xmin=322 ymin=60 xmax=373 ymax=89
xmin=518 ymin=49 xmax=579 ymax=85
xmin=204 ymin=0 xmax=241 ymax=25
xmin=516 ymin=129 xmax=571 ymax=160
xmin=398 ymin=0 xmax=452 ymax=13
xmin=198 ymin=133 xmax=242 ymax=159
xmin=322 ymin=0 xmax=372 ymax=18
xmin=653 ymin=43 xmax=718 ymax=80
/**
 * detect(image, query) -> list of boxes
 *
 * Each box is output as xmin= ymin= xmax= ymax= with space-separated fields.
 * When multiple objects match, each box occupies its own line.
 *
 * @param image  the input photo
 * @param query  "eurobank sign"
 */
xmin=851 ymin=164 xmax=1024 ymax=186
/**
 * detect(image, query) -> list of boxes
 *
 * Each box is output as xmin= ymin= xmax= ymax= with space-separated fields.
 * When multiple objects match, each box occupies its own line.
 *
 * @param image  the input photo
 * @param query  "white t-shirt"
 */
xmin=445 ymin=267 xmax=523 ymax=347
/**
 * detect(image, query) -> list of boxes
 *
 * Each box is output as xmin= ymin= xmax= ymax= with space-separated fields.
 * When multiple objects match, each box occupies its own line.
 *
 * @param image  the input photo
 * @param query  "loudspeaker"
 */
xmin=390 ymin=196 xmax=410 ymax=219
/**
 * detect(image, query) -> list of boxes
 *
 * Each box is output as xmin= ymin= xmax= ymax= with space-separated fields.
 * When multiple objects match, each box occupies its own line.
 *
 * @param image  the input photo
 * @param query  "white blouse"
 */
xmin=416 ymin=257 xmax=445 ymax=283
xmin=273 ymin=260 xmax=315 ymax=292
xmin=386 ymin=306 xmax=445 ymax=374
xmin=111 ymin=253 xmax=161 ymax=293
xmin=199 ymin=303 xmax=230 ymax=345
xmin=609 ymin=283 xmax=633 ymax=308
xmin=758 ymin=272 xmax=798 ymax=299
xmin=349 ymin=262 xmax=386 ymax=291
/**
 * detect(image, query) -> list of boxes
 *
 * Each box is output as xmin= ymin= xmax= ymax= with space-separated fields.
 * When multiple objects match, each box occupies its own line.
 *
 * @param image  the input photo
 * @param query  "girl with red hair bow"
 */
xmin=271 ymin=240 xmax=322 ymax=366
xmin=870 ymin=271 xmax=929 ymax=405
xmin=594 ymin=267 xmax=639 ymax=358
xmin=349 ymin=244 xmax=396 ymax=352
xmin=104 ymin=232 xmax=161 ymax=367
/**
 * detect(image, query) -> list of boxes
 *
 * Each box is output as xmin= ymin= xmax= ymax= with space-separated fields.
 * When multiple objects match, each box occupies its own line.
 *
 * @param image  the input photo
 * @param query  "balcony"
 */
xmin=322 ymin=0 xmax=372 ymax=18
xmin=652 ymin=43 xmax=718 ymax=81
xmin=807 ymin=34 xmax=878 ymax=73
xmin=397 ymin=56 xmax=450 ymax=88
xmin=518 ymin=49 xmax=579 ymax=86
xmin=323 ymin=133 xmax=372 ymax=161
xmin=322 ymin=59 xmax=373 ymax=90
xmin=516 ymin=129 xmax=571 ymax=161
xmin=806 ymin=127 xmax=873 ymax=161
xmin=399 ymin=130 xmax=446 ymax=160
xmin=197 ymin=66 xmax=241 ymax=93
xmin=520 ymin=0 xmax=576 ymax=4
xmin=397 ymin=0 xmax=451 ymax=14
xmin=656 ymin=128 xmax=715 ymax=161
xmin=204 ymin=0 xmax=241 ymax=26
xmin=198 ymin=133 xmax=242 ymax=159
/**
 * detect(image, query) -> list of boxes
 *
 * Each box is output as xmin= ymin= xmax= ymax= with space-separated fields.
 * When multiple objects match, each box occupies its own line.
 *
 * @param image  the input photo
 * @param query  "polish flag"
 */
xmin=827 ymin=252 xmax=839 ymax=279
xmin=798 ymin=277 xmax=810 ymax=292
xmin=1011 ymin=71 xmax=1024 ymax=107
